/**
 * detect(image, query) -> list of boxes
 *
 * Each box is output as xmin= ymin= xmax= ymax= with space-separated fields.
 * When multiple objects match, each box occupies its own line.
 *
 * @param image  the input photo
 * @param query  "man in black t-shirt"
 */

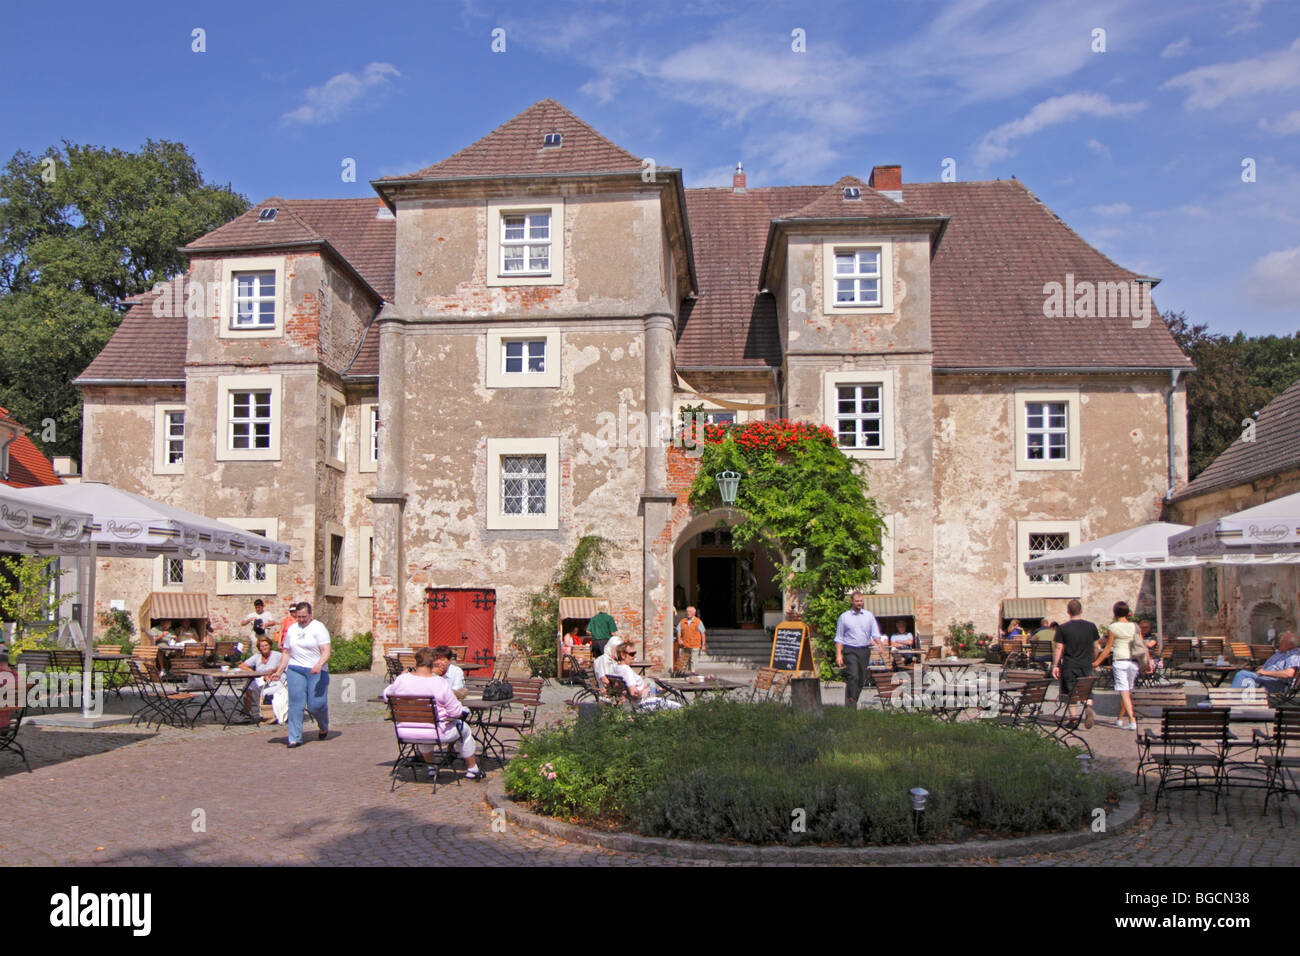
xmin=1052 ymin=599 xmax=1100 ymax=728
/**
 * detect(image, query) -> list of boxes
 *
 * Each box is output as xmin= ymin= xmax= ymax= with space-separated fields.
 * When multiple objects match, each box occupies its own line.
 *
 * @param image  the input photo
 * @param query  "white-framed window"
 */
xmin=1014 ymin=389 xmax=1080 ymax=471
xmin=833 ymin=248 xmax=882 ymax=306
xmin=216 ymin=374 xmax=282 ymax=461
xmin=487 ymin=199 xmax=564 ymax=288
xmin=326 ymin=387 xmax=346 ymax=471
xmin=822 ymin=239 xmax=894 ymax=314
xmin=152 ymin=555 xmax=185 ymax=591
xmin=486 ymin=437 xmax=560 ymax=530
xmin=358 ymin=525 xmax=375 ymax=598
xmin=218 ymin=256 xmax=285 ymax=339
xmin=324 ymin=522 xmax=345 ymax=598
xmin=872 ymin=514 xmax=896 ymax=594
xmin=152 ymin=403 xmax=186 ymax=475
xmin=359 ymin=402 xmax=379 ymax=473
xmin=485 ymin=329 xmax=561 ymax=388
xmin=823 ymin=369 xmax=895 ymax=459
xmin=1017 ymin=519 xmax=1082 ymax=598
xmin=216 ymin=517 xmax=279 ymax=596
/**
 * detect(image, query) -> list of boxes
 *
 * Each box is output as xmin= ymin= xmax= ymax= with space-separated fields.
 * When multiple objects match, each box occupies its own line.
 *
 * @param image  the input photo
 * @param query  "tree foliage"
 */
xmin=687 ymin=420 xmax=883 ymax=677
xmin=0 ymin=554 xmax=70 ymax=643
xmin=0 ymin=140 xmax=247 ymax=456
xmin=511 ymin=535 xmax=611 ymax=677
xmin=1164 ymin=311 xmax=1300 ymax=477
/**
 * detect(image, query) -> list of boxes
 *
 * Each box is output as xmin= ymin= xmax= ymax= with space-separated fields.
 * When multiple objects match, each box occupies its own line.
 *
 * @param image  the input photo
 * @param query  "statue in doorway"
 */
xmin=740 ymin=556 xmax=759 ymax=624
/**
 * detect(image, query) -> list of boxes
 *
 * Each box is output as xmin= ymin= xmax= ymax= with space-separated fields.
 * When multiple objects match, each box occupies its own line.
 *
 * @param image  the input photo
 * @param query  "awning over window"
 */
xmin=558 ymin=597 xmax=599 ymax=620
xmin=144 ymin=591 xmax=209 ymax=622
xmin=861 ymin=595 xmax=915 ymax=618
xmin=1001 ymin=598 xmax=1047 ymax=620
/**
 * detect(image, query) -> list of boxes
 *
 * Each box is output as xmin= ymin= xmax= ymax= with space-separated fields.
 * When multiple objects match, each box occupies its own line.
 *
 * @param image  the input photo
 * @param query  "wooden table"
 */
xmin=655 ymin=677 xmax=746 ymax=705
xmin=1179 ymin=663 xmax=1244 ymax=688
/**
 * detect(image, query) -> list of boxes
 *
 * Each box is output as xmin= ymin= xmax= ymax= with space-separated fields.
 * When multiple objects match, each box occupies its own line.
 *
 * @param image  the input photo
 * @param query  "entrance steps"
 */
xmin=695 ymin=628 xmax=772 ymax=669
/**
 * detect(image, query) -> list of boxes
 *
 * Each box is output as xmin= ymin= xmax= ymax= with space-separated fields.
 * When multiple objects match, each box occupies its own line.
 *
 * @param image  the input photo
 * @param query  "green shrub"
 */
xmin=505 ymin=700 xmax=1115 ymax=846
xmin=328 ymin=632 xmax=374 ymax=673
xmin=947 ymin=620 xmax=991 ymax=659
xmin=98 ymin=608 xmax=135 ymax=649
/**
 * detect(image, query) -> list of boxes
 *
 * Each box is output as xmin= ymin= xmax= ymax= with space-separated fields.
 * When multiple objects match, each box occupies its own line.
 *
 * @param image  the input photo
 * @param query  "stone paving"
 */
xmin=2 ymin=670 xmax=1297 ymax=866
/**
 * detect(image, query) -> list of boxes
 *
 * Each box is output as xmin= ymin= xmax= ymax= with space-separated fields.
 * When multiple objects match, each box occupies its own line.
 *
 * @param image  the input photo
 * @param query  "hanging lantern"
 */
xmin=715 ymin=471 xmax=741 ymax=506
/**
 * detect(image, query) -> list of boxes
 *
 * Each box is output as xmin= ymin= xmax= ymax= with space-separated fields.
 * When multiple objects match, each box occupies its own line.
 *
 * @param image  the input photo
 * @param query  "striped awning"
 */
xmin=861 ymin=595 xmax=915 ymax=617
xmin=1001 ymin=598 xmax=1047 ymax=620
xmin=145 ymin=591 xmax=209 ymax=621
xmin=558 ymin=597 xmax=599 ymax=620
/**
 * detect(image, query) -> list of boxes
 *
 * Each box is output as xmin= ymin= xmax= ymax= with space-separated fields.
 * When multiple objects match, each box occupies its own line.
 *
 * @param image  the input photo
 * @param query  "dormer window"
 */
xmin=543 ymin=132 xmax=562 ymax=148
xmin=842 ymin=187 xmax=861 ymax=200
xmin=258 ymin=208 xmax=277 ymax=222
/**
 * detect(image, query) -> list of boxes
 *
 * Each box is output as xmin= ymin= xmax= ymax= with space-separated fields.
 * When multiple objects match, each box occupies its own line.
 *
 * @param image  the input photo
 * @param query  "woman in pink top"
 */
xmin=382 ymin=646 xmax=483 ymax=780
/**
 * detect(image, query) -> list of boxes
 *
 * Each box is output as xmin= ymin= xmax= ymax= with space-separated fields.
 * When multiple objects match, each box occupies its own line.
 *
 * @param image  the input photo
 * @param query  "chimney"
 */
xmin=732 ymin=162 xmax=747 ymax=194
xmin=869 ymin=165 xmax=903 ymax=202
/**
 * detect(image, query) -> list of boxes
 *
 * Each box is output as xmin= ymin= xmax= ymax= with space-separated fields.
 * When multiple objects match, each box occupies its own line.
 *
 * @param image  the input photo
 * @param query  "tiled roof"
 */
xmin=677 ymin=179 xmax=1192 ymax=370
xmin=386 ymin=99 xmax=644 ymax=181
xmin=185 ymin=198 xmax=395 ymax=301
xmin=0 ymin=409 xmax=61 ymax=487
xmin=77 ymin=282 xmax=187 ymax=383
xmin=678 ymin=186 xmax=823 ymax=367
xmin=906 ymin=181 xmax=1191 ymax=370
xmin=783 ymin=175 xmax=941 ymax=222
xmin=1172 ymin=377 xmax=1300 ymax=502
xmin=346 ymin=322 xmax=380 ymax=379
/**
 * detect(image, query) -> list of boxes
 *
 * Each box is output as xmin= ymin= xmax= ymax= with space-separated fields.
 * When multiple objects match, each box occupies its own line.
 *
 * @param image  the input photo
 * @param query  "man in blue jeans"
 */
xmin=1231 ymin=631 xmax=1300 ymax=694
xmin=835 ymin=592 xmax=882 ymax=708
xmin=268 ymin=602 xmax=332 ymax=747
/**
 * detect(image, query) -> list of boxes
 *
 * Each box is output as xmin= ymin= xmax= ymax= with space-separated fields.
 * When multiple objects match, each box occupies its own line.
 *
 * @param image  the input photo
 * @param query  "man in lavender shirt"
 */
xmin=835 ymin=592 xmax=882 ymax=708
xmin=382 ymin=646 xmax=484 ymax=780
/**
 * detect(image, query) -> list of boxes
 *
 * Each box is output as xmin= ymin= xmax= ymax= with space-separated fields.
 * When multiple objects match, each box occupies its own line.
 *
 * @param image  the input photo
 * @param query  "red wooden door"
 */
xmin=425 ymin=588 xmax=496 ymax=665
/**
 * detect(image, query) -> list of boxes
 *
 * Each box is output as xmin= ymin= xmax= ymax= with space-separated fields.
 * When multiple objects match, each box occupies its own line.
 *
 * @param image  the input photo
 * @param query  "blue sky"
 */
xmin=2 ymin=0 xmax=1297 ymax=336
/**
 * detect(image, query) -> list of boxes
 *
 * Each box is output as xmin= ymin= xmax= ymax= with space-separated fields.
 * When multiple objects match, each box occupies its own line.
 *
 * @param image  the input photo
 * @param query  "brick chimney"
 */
xmin=732 ymin=162 xmax=747 ymax=194
xmin=869 ymin=165 xmax=903 ymax=202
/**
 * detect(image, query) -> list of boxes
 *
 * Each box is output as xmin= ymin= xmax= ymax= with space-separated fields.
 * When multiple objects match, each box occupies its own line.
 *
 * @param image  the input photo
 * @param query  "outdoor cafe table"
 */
xmin=1179 ymin=662 xmax=1244 ymax=688
xmin=921 ymin=660 xmax=975 ymax=681
xmin=655 ymin=676 xmax=746 ymax=705
xmin=189 ymin=668 xmax=266 ymax=729
xmin=92 ymin=653 xmax=129 ymax=699
xmin=461 ymin=696 xmax=509 ymax=764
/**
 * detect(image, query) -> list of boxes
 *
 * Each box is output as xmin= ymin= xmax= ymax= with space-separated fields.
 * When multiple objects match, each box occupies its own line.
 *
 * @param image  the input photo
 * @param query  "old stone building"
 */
xmin=77 ymin=99 xmax=1192 ymax=665
xmin=1164 ymin=378 xmax=1300 ymax=641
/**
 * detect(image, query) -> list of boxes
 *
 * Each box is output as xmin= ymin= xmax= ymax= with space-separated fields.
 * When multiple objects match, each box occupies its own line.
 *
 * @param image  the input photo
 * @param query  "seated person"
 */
xmin=1005 ymin=620 xmax=1026 ymax=640
xmin=238 ymin=635 xmax=284 ymax=716
xmin=888 ymin=619 xmax=914 ymax=648
xmin=1137 ymin=619 xmax=1160 ymax=657
xmin=175 ymin=622 xmax=199 ymax=644
xmin=1231 ymin=632 xmax=1300 ymax=692
xmin=561 ymin=627 xmax=578 ymax=652
xmin=608 ymin=644 xmax=680 ymax=710
xmin=382 ymin=645 xmax=484 ymax=780
xmin=435 ymin=644 xmax=467 ymax=700
xmin=593 ymin=635 xmax=625 ymax=687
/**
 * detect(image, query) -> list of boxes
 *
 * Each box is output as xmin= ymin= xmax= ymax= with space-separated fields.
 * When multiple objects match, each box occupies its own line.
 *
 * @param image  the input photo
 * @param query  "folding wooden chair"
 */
xmin=1152 ymin=707 xmax=1230 ymax=823
xmin=1132 ymin=685 xmax=1188 ymax=790
xmin=127 ymin=659 xmax=199 ymax=729
xmin=482 ymin=678 xmax=543 ymax=761
xmin=386 ymin=695 xmax=465 ymax=793
xmin=1033 ymin=676 xmax=1096 ymax=756
xmin=868 ymin=668 xmax=910 ymax=712
xmin=0 ymin=667 xmax=35 ymax=772
xmin=1255 ymin=707 xmax=1300 ymax=825
xmin=995 ymin=678 xmax=1049 ymax=729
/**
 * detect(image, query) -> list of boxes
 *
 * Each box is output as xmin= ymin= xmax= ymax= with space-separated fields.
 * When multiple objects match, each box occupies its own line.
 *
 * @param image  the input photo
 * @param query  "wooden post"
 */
xmin=789 ymin=677 xmax=822 ymax=715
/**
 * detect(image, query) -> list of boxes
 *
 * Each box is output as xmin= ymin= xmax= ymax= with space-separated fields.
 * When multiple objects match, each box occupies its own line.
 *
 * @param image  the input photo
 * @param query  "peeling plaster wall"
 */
xmin=1166 ymin=467 xmax=1300 ymax=641
xmin=933 ymin=374 xmax=1173 ymax=634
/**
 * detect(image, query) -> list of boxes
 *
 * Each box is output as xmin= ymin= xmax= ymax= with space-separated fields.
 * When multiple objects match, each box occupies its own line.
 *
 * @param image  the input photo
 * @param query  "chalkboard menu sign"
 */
xmin=769 ymin=621 xmax=812 ymax=672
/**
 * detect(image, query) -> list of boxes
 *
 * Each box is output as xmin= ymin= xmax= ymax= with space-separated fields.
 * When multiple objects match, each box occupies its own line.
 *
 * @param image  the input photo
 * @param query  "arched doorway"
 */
xmin=1248 ymin=600 xmax=1293 ymax=644
xmin=671 ymin=509 xmax=781 ymax=631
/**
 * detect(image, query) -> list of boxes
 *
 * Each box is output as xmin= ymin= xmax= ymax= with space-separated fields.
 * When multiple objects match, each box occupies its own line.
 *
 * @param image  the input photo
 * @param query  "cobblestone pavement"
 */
xmin=2 ymin=672 xmax=1296 ymax=866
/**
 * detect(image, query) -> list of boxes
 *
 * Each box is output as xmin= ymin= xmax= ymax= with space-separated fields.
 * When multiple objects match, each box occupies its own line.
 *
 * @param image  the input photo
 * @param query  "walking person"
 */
xmin=835 ymin=591 xmax=881 ymax=708
xmin=268 ymin=602 xmax=331 ymax=748
xmin=1051 ymin=599 xmax=1100 ymax=727
xmin=1093 ymin=601 xmax=1143 ymax=730
xmin=676 ymin=606 xmax=706 ymax=675
xmin=587 ymin=604 xmax=618 ymax=660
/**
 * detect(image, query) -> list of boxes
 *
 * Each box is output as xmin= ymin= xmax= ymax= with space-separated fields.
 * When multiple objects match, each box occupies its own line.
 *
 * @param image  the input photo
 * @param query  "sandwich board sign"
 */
xmin=769 ymin=620 xmax=813 ymax=672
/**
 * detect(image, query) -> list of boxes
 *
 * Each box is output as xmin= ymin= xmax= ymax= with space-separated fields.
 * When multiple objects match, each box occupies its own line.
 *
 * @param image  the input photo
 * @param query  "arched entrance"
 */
xmin=1248 ymin=600 xmax=1294 ymax=644
xmin=671 ymin=509 xmax=781 ymax=632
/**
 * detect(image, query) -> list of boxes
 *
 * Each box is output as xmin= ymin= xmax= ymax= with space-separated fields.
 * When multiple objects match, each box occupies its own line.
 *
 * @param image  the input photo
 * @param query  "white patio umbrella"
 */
xmin=1168 ymin=491 xmax=1300 ymax=558
xmin=1022 ymin=522 xmax=1203 ymax=641
xmin=0 ymin=487 xmax=92 ymax=544
xmin=5 ymin=482 xmax=290 ymax=717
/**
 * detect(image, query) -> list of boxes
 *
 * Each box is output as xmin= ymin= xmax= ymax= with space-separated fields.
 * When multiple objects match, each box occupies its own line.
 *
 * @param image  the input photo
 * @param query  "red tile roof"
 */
xmin=385 ymin=99 xmax=645 ymax=181
xmin=77 ymin=282 xmax=188 ymax=383
xmin=1172 ymin=376 xmax=1300 ymax=502
xmin=185 ymin=198 xmax=395 ymax=301
xmin=783 ymin=175 xmax=941 ymax=221
xmin=0 ymin=409 xmax=61 ymax=487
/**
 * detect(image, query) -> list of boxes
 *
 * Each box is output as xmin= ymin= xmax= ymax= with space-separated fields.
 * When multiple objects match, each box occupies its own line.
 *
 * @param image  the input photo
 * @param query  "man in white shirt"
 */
xmin=268 ymin=601 xmax=331 ymax=748
xmin=436 ymin=645 xmax=466 ymax=697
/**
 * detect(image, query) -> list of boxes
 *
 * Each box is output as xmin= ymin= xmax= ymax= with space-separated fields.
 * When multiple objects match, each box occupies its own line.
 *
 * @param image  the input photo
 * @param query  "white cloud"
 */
xmin=1162 ymin=37 xmax=1300 ymax=109
xmin=1087 ymin=138 xmax=1112 ymax=158
xmin=1093 ymin=202 xmax=1132 ymax=216
xmin=1227 ymin=0 xmax=1269 ymax=35
xmin=1245 ymin=245 xmax=1300 ymax=305
xmin=973 ymin=93 xmax=1146 ymax=168
xmin=1259 ymin=110 xmax=1300 ymax=134
xmin=282 ymin=62 xmax=401 ymax=125
xmin=1161 ymin=36 xmax=1190 ymax=58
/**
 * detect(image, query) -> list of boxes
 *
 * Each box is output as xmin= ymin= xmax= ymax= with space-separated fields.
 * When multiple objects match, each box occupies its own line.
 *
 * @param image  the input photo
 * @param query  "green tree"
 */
xmin=0 ymin=554 xmax=70 ymax=644
xmin=0 ymin=140 xmax=247 ymax=456
xmin=687 ymin=420 xmax=884 ymax=678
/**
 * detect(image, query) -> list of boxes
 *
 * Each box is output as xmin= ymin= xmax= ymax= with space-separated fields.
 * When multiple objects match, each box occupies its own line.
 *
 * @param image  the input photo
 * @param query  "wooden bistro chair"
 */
xmin=126 ymin=660 xmax=199 ymax=729
xmin=1254 ymin=707 xmax=1300 ymax=825
xmin=1151 ymin=707 xmax=1231 ymax=824
xmin=95 ymin=643 xmax=122 ymax=656
xmin=1132 ymin=685 xmax=1188 ymax=790
xmin=387 ymin=695 xmax=466 ymax=793
xmin=1000 ymin=638 xmax=1027 ymax=669
xmin=995 ymin=678 xmax=1050 ymax=730
xmin=1228 ymin=642 xmax=1254 ymax=665
xmin=481 ymin=677 xmax=543 ymax=763
xmin=1251 ymin=644 xmax=1276 ymax=666
xmin=749 ymin=667 xmax=790 ymax=703
xmin=868 ymin=668 xmax=910 ymax=712
xmin=0 ymin=667 xmax=36 ymax=772
xmin=1032 ymin=676 xmax=1096 ymax=757
xmin=1198 ymin=637 xmax=1226 ymax=662
xmin=395 ymin=650 xmax=417 ymax=673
